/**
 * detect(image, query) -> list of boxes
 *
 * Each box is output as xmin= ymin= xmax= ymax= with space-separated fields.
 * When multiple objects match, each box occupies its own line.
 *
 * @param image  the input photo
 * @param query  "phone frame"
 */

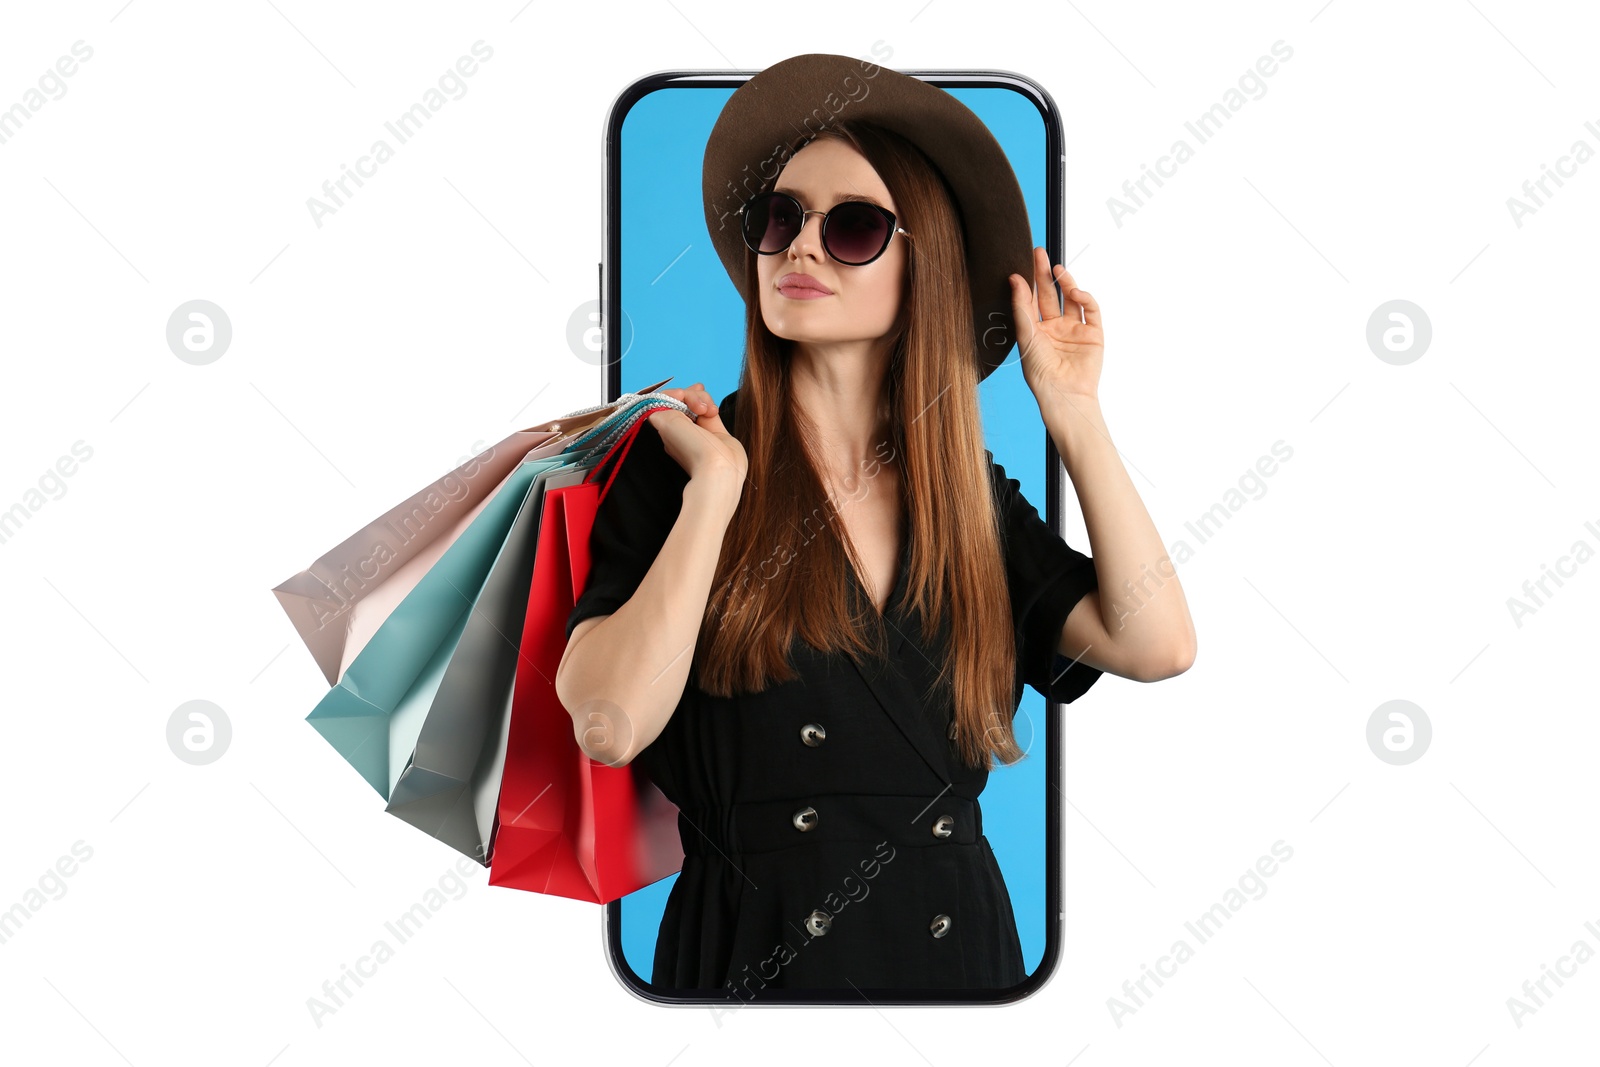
xmin=596 ymin=61 xmax=1070 ymax=1007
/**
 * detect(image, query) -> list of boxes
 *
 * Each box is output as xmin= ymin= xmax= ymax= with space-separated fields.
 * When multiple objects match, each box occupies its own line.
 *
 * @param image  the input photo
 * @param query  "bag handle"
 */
xmin=583 ymin=400 xmax=680 ymax=505
xmin=521 ymin=376 xmax=674 ymax=439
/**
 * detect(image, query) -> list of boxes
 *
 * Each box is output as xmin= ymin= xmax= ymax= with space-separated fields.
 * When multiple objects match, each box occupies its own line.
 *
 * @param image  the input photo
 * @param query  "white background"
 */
xmin=1 ymin=1 xmax=1596 ymax=1064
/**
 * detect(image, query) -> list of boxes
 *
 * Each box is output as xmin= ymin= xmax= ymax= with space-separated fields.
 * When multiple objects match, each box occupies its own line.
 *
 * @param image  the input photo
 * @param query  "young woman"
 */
xmin=556 ymin=55 xmax=1195 ymax=995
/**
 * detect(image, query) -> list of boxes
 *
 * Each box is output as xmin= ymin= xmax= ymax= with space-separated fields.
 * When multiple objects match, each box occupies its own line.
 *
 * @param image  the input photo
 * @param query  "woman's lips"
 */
xmin=777 ymin=273 xmax=833 ymax=299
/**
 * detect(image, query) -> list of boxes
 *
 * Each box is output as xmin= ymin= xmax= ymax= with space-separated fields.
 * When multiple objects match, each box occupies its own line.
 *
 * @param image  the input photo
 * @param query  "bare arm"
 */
xmin=1046 ymin=392 xmax=1196 ymax=683
xmin=1008 ymin=250 xmax=1197 ymax=683
xmin=555 ymin=470 xmax=742 ymax=767
xmin=557 ymin=383 xmax=744 ymax=764
xmin=556 ymin=474 xmax=740 ymax=765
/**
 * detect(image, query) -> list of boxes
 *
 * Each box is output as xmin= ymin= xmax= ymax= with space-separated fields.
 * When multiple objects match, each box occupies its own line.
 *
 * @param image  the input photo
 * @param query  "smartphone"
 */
xmin=595 ymin=51 xmax=1071 ymax=1006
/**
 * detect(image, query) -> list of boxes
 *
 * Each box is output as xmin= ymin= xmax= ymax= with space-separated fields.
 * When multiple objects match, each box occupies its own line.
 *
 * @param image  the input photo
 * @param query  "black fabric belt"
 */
xmin=677 ymin=793 xmax=982 ymax=858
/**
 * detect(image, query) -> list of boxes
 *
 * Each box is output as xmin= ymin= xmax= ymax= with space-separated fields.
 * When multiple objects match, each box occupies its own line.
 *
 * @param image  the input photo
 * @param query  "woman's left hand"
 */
xmin=1008 ymin=247 xmax=1103 ymax=406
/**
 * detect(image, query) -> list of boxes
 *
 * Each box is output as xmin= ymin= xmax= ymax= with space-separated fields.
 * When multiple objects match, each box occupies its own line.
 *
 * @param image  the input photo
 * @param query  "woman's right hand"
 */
xmin=647 ymin=382 xmax=748 ymax=491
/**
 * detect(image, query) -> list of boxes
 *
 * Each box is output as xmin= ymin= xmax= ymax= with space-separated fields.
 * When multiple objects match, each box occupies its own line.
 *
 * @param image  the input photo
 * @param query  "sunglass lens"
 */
xmin=825 ymin=203 xmax=890 ymax=264
xmin=744 ymin=193 xmax=801 ymax=254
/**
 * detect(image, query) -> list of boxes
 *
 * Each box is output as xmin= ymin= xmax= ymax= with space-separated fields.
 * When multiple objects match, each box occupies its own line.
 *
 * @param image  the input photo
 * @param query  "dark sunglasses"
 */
xmin=737 ymin=191 xmax=913 ymax=267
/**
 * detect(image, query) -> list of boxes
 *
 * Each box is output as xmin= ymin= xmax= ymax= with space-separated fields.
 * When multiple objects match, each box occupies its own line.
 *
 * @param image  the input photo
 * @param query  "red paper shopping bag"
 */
xmin=488 ymin=417 xmax=685 ymax=903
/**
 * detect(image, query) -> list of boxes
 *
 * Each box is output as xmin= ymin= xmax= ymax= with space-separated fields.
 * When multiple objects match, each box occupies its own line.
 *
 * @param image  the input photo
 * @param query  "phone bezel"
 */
xmin=597 ymin=61 xmax=1070 ymax=1008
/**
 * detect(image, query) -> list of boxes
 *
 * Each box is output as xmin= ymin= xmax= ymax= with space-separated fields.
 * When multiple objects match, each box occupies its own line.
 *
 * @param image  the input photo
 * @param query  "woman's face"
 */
xmin=755 ymin=138 xmax=907 ymax=347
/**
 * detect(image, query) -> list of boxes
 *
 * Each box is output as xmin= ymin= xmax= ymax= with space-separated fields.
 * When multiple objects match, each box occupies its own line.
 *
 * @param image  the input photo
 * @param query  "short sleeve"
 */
xmin=565 ymin=416 xmax=689 ymax=640
xmin=988 ymin=449 xmax=1103 ymax=705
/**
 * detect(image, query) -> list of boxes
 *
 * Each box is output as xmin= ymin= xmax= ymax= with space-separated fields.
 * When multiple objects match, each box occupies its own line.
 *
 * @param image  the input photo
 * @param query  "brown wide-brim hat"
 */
xmin=702 ymin=53 xmax=1034 ymax=383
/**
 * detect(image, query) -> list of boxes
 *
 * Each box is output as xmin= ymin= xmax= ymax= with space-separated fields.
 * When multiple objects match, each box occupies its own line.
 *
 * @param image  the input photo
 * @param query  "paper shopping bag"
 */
xmin=488 ymin=416 xmax=684 ymax=903
xmin=273 ymin=378 xmax=681 ymax=686
xmin=383 ymin=457 xmax=599 ymax=865
xmin=304 ymin=451 xmax=570 ymax=799
xmin=371 ymin=393 xmax=695 ymax=861
xmin=273 ymin=428 xmax=562 ymax=686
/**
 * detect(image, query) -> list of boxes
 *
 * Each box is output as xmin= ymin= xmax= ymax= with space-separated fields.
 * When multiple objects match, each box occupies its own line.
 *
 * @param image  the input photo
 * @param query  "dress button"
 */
xmin=792 ymin=806 xmax=818 ymax=832
xmin=800 ymin=722 xmax=827 ymax=747
xmin=931 ymin=814 xmax=955 ymax=839
xmin=930 ymin=914 xmax=952 ymax=938
xmin=805 ymin=909 xmax=832 ymax=936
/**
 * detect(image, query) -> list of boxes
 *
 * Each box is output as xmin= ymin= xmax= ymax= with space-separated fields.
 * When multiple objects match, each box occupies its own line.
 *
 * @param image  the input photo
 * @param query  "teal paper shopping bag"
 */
xmin=377 ymin=395 xmax=688 ymax=858
xmin=382 ymin=456 xmax=600 ymax=863
xmin=305 ymin=452 xmax=567 ymax=799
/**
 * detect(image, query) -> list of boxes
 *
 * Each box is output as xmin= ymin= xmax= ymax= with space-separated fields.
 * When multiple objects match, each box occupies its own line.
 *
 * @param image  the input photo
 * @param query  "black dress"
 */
xmin=566 ymin=388 xmax=1102 ymax=994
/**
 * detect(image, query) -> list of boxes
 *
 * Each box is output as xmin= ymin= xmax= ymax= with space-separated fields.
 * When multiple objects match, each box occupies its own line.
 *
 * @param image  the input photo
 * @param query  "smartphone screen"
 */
xmin=598 ymin=57 xmax=1069 ymax=1005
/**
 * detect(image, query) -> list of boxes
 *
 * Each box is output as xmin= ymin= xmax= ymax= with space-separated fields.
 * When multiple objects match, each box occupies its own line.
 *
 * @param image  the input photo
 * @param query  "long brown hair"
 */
xmin=691 ymin=119 xmax=1023 ymax=770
